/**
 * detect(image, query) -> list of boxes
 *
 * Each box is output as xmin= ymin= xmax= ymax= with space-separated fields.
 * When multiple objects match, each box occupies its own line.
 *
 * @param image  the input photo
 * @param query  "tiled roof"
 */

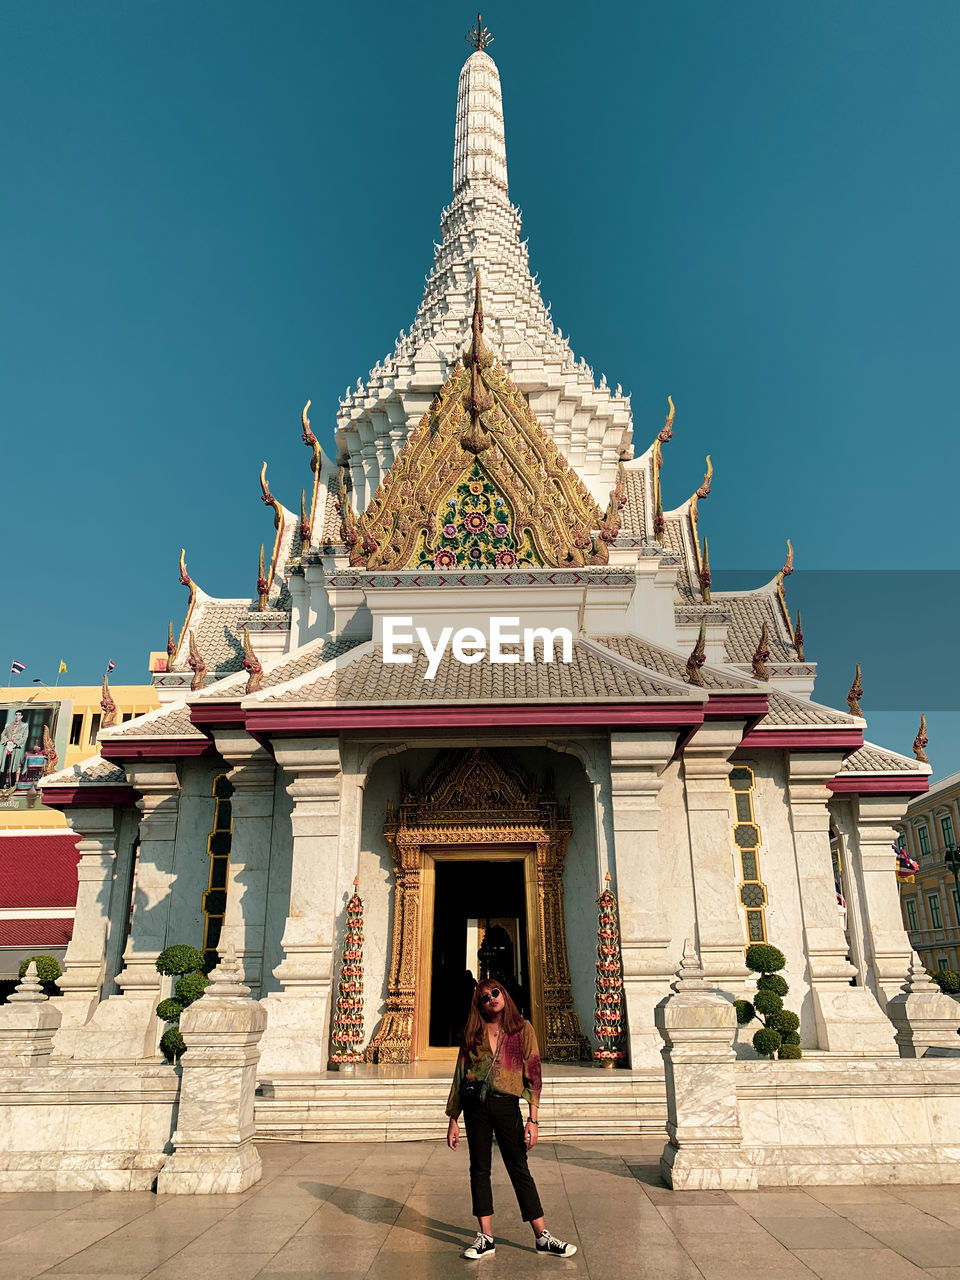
xmin=590 ymin=634 xmax=754 ymax=692
xmin=660 ymin=513 xmax=696 ymax=599
xmin=261 ymin=640 xmax=701 ymax=705
xmin=319 ymin=473 xmax=342 ymax=543
xmin=100 ymin=702 xmax=203 ymax=740
xmin=186 ymin=594 xmax=252 ymax=675
xmin=0 ymin=919 xmax=73 ymax=948
xmin=840 ymin=743 xmax=923 ymax=773
xmin=712 ymin=591 xmax=794 ymax=663
xmin=195 ymin=634 xmax=367 ymax=701
xmin=40 ymin=756 xmax=128 ymax=787
xmin=0 ymin=833 xmax=80 ymax=907
xmin=756 ymin=691 xmax=857 ymax=728
xmin=617 ymin=468 xmax=647 ymax=538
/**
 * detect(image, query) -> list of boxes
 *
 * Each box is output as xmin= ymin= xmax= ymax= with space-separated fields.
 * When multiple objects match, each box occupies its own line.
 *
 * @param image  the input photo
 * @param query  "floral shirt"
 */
xmin=445 ymin=1019 xmax=542 ymax=1119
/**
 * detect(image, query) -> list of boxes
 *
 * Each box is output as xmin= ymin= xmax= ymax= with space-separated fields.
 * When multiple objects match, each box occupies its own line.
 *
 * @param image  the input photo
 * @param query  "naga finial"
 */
xmin=658 ymin=395 xmax=675 ymax=444
xmin=259 ymin=461 xmax=281 ymax=528
xmin=178 ymin=548 xmax=193 ymax=589
xmin=467 ymin=12 xmax=494 ymax=51
xmin=100 ymin=674 xmax=117 ymax=729
xmin=300 ymin=487 xmax=310 ymax=546
xmin=794 ymin=609 xmax=804 ymax=662
xmin=685 ymin=618 xmax=707 ymax=687
xmin=847 ymin=662 xmax=864 ymax=717
xmin=698 ymin=536 xmax=712 ymax=603
xmin=780 ymin=539 xmax=794 ymax=578
xmin=257 ymin=543 xmax=269 ymax=612
xmin=751 ymin=621 xmax=771 ymax=681
xmin=913 ymin=713 xmax=928 ymax=763
xmin=463 ymin=269 xmax=493 ymax=454
xmin=301 ymin=399 xmax=317 ymax=452
xmin=600 ymin=464 xmax=627 ymax=543
xmin=242 ymin=627 xmax=263 ymax=695
xmin=696 ymin=455 xmax=713 ymax=500
xmin=167 ymin=619 xmax=177 ymax=669
xmin=187 ymin=630 xmax=207 ymax=692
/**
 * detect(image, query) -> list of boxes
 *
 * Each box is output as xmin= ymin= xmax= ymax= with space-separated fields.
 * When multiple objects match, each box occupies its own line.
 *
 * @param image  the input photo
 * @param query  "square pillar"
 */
xmin=854 ymin=793 xmax=919 ymax=1008
xmin=258 ymin=737 xmax=342 ymax=1076
xmin=71 ymin=763 xmax=181 ymax=1062
xmin=608 ymin=731 xmax=677 ymax=1067
xmin=212 ymin=730 xmax=277 ymax=995
xmin=682 ymin=723 xmax=751 ymax=989
xmin=788 ymin=755 xmax=897 ymax=1054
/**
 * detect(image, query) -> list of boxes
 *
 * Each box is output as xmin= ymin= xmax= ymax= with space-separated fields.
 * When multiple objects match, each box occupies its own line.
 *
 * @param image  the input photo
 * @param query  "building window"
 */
xmin=917 ymin=825 xmax=931 ymax=857
xmin=952 ymin=887 xmax=960 ymax=926
xmin=87 ymin=713 xmax=101 ymax=744
xmin=938 ymin=956 xmax=950 ymax=972
xmin=70 ymin=714 xmax=83 ymax=746
xmin=928 ymin=893 xmax=943 ymax=929
xmin=940 ymin=815 xmax=956 ymax=848
xmin=905 ymin=898 xmax=919 ymax=932
xmin=728 ymin=765 xmax=768 ymax=943
xmin=122 ymin=712 xmax=134 ymax=723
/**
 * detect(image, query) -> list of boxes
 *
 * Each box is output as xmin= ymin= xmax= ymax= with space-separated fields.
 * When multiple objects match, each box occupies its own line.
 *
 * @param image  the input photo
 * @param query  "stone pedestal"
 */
xmin=72 ymin=764 xmax=181 ymax=1062
xmin=157 ymin=949 xmax=267 ymax=1194
xmin=258 ymin=738 xmax=342 ymax=1076
xmin=0 ymin=965 xmax=61 ymax=1067
xmin=886 ymin=955 xmax=960 ymax=1057
xmin=212 ymin=730 xmax=277 ymax=994
xmin=682 ymin=723 xmax=751 ymax=990
xmin=608 ymin=732 xmax=677 ymax=1067
xmin=655 ymin=943 xmax=756 ymax=1190
xmin=854 ymin=794 xmax=918 ymax=1009
xmin=788 ymin=755 xmax=897 ymax=1054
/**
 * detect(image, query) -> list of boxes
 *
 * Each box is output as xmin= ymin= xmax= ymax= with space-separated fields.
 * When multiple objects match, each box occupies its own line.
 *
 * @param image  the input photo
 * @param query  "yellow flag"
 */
xmin=58 ymin=660 xmax=67 ymax=674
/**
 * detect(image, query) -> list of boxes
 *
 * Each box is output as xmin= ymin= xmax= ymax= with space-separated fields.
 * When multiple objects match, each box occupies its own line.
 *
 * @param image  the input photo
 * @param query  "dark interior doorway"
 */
xmin=429 ymin=859 xmax=530 ymax=1047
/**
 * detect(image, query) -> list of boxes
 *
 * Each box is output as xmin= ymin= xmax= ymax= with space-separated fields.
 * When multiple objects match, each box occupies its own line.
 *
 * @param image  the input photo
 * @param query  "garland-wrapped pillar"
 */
xmin=329 ymin=878 xmax=364 ymax=1068
xmin=594 ymin=873 xmax=626 ymax=1067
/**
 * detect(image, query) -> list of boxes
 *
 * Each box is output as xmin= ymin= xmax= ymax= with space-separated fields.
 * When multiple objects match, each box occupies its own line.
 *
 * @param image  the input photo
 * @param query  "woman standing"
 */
xmin=445 ymin=978 xmax=577 ymax=1259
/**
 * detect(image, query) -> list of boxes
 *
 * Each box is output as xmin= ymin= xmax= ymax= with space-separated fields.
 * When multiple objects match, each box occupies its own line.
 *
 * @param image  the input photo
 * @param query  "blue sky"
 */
xmin=2 ymin=2 xmax=958 ymax=772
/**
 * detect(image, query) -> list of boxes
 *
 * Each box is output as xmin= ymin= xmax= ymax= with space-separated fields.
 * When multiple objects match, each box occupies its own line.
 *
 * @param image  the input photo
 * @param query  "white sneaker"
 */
xmin=462 ymin=1232 xmax=496 ymax=1259
xmin=536 ymin=1230 xmax=577 ymax=1257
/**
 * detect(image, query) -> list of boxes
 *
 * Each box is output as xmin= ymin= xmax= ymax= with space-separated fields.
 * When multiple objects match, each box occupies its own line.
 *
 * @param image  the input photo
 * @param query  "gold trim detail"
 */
xmin=365 ymin=747 xmax=590 ymax=1065
xmin=341 ymin=273 xmax=608 ymax=570
xmin=300 ymin=400 xmax=323 ymax=547
xmin=171 ymin=549 xmax=198 ymax=665
xmin=258 ymin=462 xmax=286 ymax=609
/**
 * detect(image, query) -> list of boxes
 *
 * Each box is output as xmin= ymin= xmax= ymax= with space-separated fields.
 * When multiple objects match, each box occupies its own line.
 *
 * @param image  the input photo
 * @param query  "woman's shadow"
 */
xmin=299 ymin=1182 xmax=525 ymax=1251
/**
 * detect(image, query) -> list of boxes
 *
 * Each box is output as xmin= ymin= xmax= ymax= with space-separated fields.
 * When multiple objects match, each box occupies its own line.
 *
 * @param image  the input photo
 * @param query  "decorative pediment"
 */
xmin=339 ymin=274 xmax=617 ymax=569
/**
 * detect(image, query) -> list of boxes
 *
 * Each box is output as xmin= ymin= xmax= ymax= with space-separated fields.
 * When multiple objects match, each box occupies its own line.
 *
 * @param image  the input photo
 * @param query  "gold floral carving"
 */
xmin=365 ymin=748 xmax=591 ymax=1064
xmin=339 ymin=273 xmax=608 ymax=570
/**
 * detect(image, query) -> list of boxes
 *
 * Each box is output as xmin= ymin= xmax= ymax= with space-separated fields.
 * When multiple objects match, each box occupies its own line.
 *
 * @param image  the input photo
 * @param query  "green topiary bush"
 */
xmin=156 ymin=945 xmax=205 ymax=977
xmin=757 ymin=973 xmax=789 ymax=997
xmin=768 ymin=1009 xmax=800 ymax=1035
xmin=17 ymin=954 xmax=62 ymax=997
xmin=160 ymin=1027 xmax=186 ymax=1062
xmin=745 ymin=944 xmax=786 ymax=974
xmin=752 ymin=1027 xmax=782 ymax=1058
xmin=930 ymin=968 xmax=960 ymax=995
xmin=156 ymin=998 xmax=185 ymax=1024
xmin=753 ymin=988 xmax=784 ymax=1017
xmin=781 ymin=1031 xmax=801 ymax=1046
xmin=777 ymin=1042 xmax=802 ymax=1060
xmin=174 ymin=973 xmax=210 ymax=1006
xmin=734 ymin=999 xmax=755 ymax=1025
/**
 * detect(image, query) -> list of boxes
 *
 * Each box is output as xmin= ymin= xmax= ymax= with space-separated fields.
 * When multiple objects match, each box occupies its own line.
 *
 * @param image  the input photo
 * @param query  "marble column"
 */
xmin=72 ymin=763 xmax=181 ymax=1062
xmin=608 ymin=731 xmax=677 ymax=1067
xmin=212 ymin=729 xmax=277 ymax=995
xmin=787 ymin=755 xmax=897 ymax=1054
xmin=157 ymin=948 xmax=267 ymax=1194
xmin=853 ymin=793 xmax=919 ymax=1009
xmin=258 ymin=737 xmax=342 ymax=1076
xmin=682 ymin=722 xmax=750 ymax=990
xmin=48 ymin=805 xmax=119 ymax=1056
xmin=656 ymin=943 xmax=755 ymax=1191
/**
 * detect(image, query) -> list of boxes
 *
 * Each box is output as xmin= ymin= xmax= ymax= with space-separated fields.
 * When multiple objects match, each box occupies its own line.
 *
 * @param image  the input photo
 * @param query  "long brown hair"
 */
xmin=462 ymin=978 xmax=525 ymax=1053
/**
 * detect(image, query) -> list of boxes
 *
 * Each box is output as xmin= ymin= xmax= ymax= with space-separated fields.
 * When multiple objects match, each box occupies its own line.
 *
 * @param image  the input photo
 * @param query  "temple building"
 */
xmin=9 ymin=26 xmax=958 ymax=1186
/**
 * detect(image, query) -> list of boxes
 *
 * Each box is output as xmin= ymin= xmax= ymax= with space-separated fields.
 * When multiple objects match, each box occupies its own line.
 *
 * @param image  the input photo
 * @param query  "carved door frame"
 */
xmin=365 ymin=747 xmax=590 ymax=1064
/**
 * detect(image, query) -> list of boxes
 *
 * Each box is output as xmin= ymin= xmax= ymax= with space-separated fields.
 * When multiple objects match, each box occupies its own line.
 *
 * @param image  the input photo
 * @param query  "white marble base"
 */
xmin=660 ymin=1142 xmax=758 ymax=1190
xmin=811 ymin=988 xmax=899 ymax=1054
xmin=257 ymin=994 xmax=330 ymax=1076
xmin=156 ymin=1141 xmax=261 ymax=1194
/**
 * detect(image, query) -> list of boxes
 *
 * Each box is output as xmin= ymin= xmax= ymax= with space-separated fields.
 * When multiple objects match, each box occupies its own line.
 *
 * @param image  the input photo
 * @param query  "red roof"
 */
xmin=0 ymin=918 xmax=73 ymax=947
xmin=0 ymin=834 xmax=81 ymax=908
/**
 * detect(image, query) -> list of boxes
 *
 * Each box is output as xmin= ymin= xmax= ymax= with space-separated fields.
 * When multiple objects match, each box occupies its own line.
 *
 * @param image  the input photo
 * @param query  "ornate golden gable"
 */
xmin=339 ymin=274 xmax=623 ymax=569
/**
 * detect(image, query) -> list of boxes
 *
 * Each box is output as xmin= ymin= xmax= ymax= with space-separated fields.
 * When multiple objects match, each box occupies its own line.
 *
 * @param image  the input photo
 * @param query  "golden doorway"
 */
xmin=365 ymin=747 xmax=590 ymax=1064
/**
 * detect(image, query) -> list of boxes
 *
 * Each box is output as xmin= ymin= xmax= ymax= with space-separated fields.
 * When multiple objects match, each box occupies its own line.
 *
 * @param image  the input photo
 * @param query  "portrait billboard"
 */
xmin=0 ymin=701 xmax=64 ymax=812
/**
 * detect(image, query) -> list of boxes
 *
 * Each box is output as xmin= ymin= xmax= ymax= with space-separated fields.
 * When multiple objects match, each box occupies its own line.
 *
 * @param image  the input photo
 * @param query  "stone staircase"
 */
xmin=254 ymin=1067 xmax=667 ymax=1143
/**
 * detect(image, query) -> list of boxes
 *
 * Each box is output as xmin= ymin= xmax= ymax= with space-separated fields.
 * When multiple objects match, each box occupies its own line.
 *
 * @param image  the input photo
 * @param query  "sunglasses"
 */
xmin=478 ymin=988 xmax=502 ymax=1005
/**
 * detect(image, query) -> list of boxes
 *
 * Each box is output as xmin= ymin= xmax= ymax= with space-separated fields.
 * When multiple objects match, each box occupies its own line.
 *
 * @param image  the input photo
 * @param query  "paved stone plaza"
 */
xmin=0 ymin=1140 xmax=959 ymax=1280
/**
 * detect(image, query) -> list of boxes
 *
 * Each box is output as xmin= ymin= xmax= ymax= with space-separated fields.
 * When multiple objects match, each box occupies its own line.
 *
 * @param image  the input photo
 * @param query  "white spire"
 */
xmin=453 ymin=51 xmax=509 ymax=199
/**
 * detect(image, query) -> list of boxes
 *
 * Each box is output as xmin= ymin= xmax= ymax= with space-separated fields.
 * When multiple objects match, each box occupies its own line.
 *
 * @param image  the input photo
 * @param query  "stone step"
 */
xmin=254 ymin=1070 xmax=667 ymax=1142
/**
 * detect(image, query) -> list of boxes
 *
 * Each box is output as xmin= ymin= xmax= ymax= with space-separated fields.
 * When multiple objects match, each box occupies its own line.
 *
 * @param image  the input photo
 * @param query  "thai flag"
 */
xmin=106 ymin=660 xmax=116 ymax=673
xmin=10 ymin=660 xmax=25 ymax=675
xmin=895 ymin=843 xmax=919 ymax=881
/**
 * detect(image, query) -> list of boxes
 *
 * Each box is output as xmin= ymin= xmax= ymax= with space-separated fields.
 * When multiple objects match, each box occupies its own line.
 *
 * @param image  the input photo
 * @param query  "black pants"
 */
xmin=463 ymin=1093 xmax=543 ymax=1222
